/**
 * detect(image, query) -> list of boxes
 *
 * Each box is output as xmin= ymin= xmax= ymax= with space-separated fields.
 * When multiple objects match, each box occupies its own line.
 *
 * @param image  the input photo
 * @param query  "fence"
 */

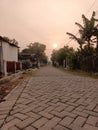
xmin=7 ymin=61 xmax=21 ymax=73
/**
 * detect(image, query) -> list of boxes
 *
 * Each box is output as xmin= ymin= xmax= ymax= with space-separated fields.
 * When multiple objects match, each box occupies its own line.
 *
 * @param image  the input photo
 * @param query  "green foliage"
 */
xmin=51 ymin=46 xmax=74 ymax=67
xmin=67 ymin=11 xmax=98 ymax=72
xmin=68 ymin=52 xmax=80 ymax=70
xmin=66 ymin=32 xmax=84 ymax=50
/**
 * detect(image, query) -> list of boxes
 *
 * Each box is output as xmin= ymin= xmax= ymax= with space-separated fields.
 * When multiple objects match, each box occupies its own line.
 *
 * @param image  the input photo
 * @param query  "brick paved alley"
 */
xmin=0 ymin=66 xmax=98 ymax=130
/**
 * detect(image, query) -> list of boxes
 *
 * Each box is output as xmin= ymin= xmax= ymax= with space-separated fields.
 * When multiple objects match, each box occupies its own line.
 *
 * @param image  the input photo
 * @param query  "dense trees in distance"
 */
xmin=20 ymin=42 xmax=48 ymax=64
xmin=51 ymin=46 xmax=74 ymax=67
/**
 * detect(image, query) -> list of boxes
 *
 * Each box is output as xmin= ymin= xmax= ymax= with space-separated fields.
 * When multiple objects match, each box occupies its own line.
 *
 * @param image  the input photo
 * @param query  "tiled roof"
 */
xmin=0 ymin=36 xmax=19 ymax=48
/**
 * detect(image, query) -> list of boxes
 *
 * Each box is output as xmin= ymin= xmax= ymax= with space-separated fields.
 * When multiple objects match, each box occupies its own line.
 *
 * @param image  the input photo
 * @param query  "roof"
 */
xmin=0 ymin=36 xmax=19 ymax=48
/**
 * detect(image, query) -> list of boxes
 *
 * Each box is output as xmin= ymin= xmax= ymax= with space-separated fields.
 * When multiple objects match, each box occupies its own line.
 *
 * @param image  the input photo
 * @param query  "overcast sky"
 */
xmin=0 ymin=0 xmax=98 ymax=57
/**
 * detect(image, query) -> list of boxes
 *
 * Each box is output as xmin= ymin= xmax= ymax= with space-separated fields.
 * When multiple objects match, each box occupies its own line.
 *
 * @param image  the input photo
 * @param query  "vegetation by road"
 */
xmin=51 ymin=11 xmax=98 ymax=73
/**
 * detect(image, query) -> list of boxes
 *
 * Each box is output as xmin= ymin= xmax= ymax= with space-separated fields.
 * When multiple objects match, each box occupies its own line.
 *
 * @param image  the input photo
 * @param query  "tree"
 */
xmin=66 ymin=11 xmax=98 ymax=72
xmin=21 ymin=42 xmax=48 ymax=64
xmin=66 ymin=33 xmax=84 ymax=50
xmin=67 ymin=12 xmax=98 ymax=49
xmin=51 ymin=46 xmax=74 ymax=67
xmin=51 ymin=50 xmax=58 ymax=66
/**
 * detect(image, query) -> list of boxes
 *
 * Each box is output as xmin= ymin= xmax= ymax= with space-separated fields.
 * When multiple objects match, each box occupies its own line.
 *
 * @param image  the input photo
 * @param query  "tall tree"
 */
xmin=67 ymin=11 xmax=98 ymax=49
xmin=67 ymin=11 xmax=98 ymax=72
xmin=66 ymin=33 xmax=84 ymax=50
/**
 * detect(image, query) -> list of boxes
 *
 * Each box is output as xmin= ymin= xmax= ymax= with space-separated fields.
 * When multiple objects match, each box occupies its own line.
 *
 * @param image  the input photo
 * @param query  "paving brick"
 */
xmin=86 ymin=103 xmax=97 ymax=111
xmin=6 ymin=116 xmax=15 ymax=123
xmin=16 ymin=117 xmax=36 ymax=129
xmin=24 ymin=126 xmax=36 ymax=130
xmin=55 ymin=105 xmax=66 ymax=112
xmin=26 ymin=111 xmax=41 ymax=119
xmin=94 ymin=105 xmax=98 ymax=112
xmin=61 ymin=111 xmax=77 ymax=118
xmin=38 ymin=126 xmax=52 ymax=130
xmin=51 ymin=99 xmax=59 ymax=103
xmin=66 ymin=102 xmax=79 ymax=107
xmin=0 ymin=110 xmax=9 ymax=115
xmin=16 ymin=104 xmax=28 ymax=109
xmin=0 ymin=119 xmax=4 ymax=127
xmin=21 ymin=107 xmax=34 ymax=113
xmin=69 ymin=124 xmax=87 ymax=130
xmin=50 ymin=110 xmax=65 ymax=118
xmin=41 ymin=117 xmax=61 ymax=128
xmin=65 ymin=106 xmax=75 ymax=112
xmin=1 ymin=66 xmax=98 ymax=129
xmin=39 ymin=111 xmax=54 ymax=119
xmin=83 ymin=124 xmax=98 ymax=130
xmin=10 ymin=107 xmax=23 ymax=115
xmin=44 ymin=106 xmax=55 ymax=112
xmin=72 ymin=116 xmax=86 ymax=127
xmin=72 ymin=110 xmax=88 ymax=118
xmin=1 ymin=118 xmax=20 ymax=130
xmin=59 ymin=116 xmax=74 ymax=126
xmin=8 ymin=126 xmax=20 ymax=130
xmin=75 ymin=106 xmax=85 ymax=112
xmin=86 ymin=116 xmax=98 ymax=126
xmin=32 ymin=106 xmax=45 ymax=113
xmin=83 ymin=110 xmax=98 ymax=117
xmin=32 ymin=117 xmax=48 ymax=128
xmin=47 ymin=102 xmax=59 ymax=107
xmin=13 ymin=113 xmax=28 ymax=120
xmin=53 ymin=124 xmax=69 ymax=130
xmin=0 ymin=115 xmax=7 ymax=120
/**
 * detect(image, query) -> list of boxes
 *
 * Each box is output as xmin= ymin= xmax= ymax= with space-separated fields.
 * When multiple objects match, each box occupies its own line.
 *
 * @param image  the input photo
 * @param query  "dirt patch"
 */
xmin=0 ymin=75 xmax=26 ymax=101
xmin=0 ymin=69 xmax=37 ymax=103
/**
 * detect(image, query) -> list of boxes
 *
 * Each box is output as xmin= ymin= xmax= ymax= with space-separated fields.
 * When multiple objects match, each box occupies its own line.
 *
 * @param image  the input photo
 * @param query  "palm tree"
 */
xmin=66 ymin=32 xmax=84 ymax=50
xmin=67 ymin=11 xmax=98 ymax=49
xmin=67 ymin=11 xmax=98 ymax=72
xmin=75 ymin=12 xmax=96 ymax=48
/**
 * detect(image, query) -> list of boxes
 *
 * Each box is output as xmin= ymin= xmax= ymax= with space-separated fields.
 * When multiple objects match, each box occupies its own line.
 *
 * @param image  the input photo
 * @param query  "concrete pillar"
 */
xmin=3 ymin=60 xmax=7 ymax=76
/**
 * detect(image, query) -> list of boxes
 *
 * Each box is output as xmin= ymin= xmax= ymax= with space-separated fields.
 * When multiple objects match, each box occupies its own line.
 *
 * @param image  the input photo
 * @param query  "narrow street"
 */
xmin=0 ymin=66 xmax=98 ymax=130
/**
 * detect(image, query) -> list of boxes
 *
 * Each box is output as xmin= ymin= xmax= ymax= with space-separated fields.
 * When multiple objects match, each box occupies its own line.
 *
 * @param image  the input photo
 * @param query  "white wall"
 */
xmin=2 ymin=41 xmax=18 ymax=62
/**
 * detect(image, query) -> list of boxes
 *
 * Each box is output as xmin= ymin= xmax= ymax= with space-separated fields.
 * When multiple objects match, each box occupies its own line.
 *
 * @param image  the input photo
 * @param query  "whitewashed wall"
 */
xmin=2 ymin=41 xmax=18 ymax=62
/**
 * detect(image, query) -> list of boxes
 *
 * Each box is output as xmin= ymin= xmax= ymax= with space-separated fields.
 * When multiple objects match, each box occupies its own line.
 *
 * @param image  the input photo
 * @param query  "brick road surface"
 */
xmin=0 ymin=66 xmax=98 ymax=130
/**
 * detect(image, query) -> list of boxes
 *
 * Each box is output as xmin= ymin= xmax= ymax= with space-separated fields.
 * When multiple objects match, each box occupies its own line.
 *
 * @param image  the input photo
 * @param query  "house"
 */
xmin=19 ymin=53 xmax=39 ymax=69
xmin=0 ymin=36 xmax=20 ymax=77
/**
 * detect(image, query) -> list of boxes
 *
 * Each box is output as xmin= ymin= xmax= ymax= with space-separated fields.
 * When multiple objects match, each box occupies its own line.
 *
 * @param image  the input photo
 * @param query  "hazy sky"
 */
xmin=0 ymin=0 xmax=98 ymax=57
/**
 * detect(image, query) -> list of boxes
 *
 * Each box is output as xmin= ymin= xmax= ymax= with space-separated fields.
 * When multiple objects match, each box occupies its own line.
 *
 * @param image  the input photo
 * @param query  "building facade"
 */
xmin=0 ymin=36 xmax=19 ymax=76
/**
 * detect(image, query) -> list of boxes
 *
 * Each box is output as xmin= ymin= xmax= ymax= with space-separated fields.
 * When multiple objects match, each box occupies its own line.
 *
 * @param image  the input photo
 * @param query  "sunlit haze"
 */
xmin=0 ymin=0 xmax=98 ymax=57
xmin=53 ymin=43 xmax=58 ymax=49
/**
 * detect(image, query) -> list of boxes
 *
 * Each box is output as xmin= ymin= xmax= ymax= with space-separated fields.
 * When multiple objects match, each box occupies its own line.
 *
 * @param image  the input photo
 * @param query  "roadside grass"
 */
xmin=23 ymin=69 xmax=38 ymax=77
xmin=59 ymin=67 xmax=98 ymax=79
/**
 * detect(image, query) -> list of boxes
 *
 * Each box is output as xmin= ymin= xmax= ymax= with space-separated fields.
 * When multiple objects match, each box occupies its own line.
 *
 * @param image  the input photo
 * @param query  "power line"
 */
xmin=86 ymin=0 xmax=97 ymax=14
xmin=65 ymin=0 xmax=97 ymax=46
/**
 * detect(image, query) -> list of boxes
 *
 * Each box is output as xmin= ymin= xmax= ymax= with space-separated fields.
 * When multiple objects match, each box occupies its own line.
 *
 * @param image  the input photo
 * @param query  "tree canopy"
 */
xmin=51 ymin=46 xmax=74 ymax=66
xmin=67 ymin=11 xmax=98 ymax=50
xmin=66 ymin=11 xmax=98 ymax=72
xmin=20 ymin=42 xmax=48 ymax=63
